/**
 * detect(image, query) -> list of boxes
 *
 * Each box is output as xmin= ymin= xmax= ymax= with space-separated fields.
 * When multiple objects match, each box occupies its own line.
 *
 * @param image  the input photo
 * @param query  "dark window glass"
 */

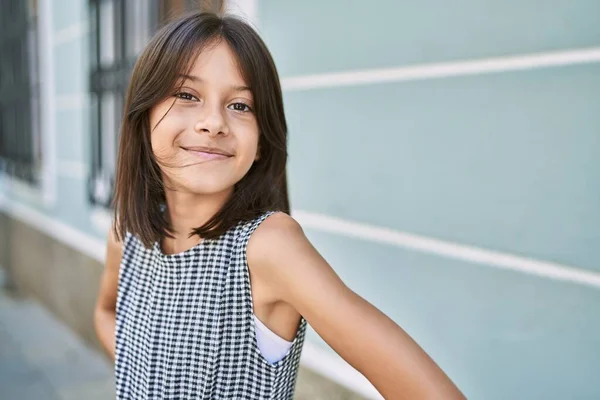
xmin=0 ymin=0 xmax=41 ymax=184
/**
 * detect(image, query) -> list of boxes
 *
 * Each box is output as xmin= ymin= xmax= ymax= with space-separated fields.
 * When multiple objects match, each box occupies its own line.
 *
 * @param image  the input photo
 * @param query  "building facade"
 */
xmin=1 ymin=1 xmax=600 ymax=398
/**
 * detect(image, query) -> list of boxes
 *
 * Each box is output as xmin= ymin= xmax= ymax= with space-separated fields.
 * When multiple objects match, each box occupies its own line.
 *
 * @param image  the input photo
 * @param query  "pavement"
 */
xmin=0 ymin=268 xmax=114 ymax=400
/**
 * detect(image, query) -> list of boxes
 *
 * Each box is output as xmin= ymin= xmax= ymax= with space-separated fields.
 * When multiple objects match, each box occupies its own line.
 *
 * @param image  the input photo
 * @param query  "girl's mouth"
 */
xmin=182 ymin=146 xmax=233 ymax=161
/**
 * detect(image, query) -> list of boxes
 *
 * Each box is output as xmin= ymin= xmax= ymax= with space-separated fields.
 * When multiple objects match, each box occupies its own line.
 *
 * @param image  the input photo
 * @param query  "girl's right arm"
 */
xmin=93 ymin=225 xmax=122 ymax=362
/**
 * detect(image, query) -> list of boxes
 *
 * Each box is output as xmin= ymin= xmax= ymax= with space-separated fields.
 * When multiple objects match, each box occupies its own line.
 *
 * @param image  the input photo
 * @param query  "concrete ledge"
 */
xmin=0 ymin=212 xmax=105 ymax=352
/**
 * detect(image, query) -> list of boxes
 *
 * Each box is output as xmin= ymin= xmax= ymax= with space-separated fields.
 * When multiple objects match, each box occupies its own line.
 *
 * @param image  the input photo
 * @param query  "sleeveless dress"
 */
xmin=115 ymin=211 xmax=308 ymax=399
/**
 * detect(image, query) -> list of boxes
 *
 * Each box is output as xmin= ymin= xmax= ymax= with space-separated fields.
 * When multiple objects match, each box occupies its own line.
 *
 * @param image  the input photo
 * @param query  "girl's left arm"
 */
xmin=247 ymin=213 xmax=466 ymax=400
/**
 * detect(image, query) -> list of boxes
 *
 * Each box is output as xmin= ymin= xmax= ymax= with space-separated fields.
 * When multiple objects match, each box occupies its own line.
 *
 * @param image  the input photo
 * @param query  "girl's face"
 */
xmin=149 ymin=41 xmax=259 ymax=196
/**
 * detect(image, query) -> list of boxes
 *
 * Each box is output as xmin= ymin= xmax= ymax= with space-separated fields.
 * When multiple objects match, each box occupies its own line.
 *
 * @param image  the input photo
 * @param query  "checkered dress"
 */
xmin=115 ymin=211 xmax=307 ymax=399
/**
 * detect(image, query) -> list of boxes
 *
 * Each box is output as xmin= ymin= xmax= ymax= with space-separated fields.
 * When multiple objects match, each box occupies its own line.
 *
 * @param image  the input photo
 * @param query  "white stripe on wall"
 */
xmin=2 ymin=194 xmax=598 ymax=289
xmin=0 ymin=194 xmax=106 ymax=263
xmin=282 ymin=47 xmax=600 ymax=91
xmin=2 ymin=193 xmax=598 ymax=289
xmin=294 ymin=210 xmax=600 ymax=289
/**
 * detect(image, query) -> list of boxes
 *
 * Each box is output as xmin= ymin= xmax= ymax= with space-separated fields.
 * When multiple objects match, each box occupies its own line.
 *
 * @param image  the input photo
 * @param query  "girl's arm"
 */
xmin=247 ymin=213 xmax=465 ymax=400
xmin=93 ymin=225 xmax=122 ymax=362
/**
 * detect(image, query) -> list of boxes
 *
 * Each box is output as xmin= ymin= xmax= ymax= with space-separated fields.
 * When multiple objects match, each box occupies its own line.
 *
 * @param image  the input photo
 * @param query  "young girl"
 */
xmin=94 ymin=11 xmax=465 ymax=400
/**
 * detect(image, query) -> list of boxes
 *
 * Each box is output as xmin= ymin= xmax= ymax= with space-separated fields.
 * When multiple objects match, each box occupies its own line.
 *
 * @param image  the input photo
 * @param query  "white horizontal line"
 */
xmin=281 ymin=47 xmax=600 ymax=91
xmin=54 ymin=21 xmax=88 ymax=46
xmin=0 ymin=194 xmax=106 ymax=263
xmin=293 ymin=210 xmax=600 ymax=289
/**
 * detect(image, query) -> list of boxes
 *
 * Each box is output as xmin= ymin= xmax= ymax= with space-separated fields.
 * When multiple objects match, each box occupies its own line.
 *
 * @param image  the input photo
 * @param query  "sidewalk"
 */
xmin=0 ymin=269 xmax=114 ymax=400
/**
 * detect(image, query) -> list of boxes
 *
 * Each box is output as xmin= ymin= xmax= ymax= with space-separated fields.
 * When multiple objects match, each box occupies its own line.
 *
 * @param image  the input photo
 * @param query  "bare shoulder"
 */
xmin=247 ymin=211 xmax=306 ymax=261
xmin=246 ymin=212 xmax=313 ymax=284
xmin=255 ymin=211 xmax=303 ymax=238
xmin=247 ymin=211 xmax=342 ymax=306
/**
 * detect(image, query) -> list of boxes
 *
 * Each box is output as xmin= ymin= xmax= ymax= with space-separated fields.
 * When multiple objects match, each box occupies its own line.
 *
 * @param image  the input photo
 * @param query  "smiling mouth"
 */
xmin=182 ymin=146 xmax=233 ymax=161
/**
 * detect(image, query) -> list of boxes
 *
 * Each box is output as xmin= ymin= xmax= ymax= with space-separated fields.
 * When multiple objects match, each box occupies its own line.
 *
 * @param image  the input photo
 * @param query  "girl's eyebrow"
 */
xmin=178 ymin=74 xmax=252 ymax=93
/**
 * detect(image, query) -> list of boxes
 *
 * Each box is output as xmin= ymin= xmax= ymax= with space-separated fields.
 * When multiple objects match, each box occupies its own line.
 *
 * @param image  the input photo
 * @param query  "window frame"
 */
xmin=87 ymin=0 xmax=224 ymax=210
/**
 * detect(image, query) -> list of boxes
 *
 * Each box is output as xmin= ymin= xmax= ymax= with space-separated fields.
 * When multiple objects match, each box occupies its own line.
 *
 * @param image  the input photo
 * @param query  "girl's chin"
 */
xmin=169 ymin=181 xmax=235 ymax=196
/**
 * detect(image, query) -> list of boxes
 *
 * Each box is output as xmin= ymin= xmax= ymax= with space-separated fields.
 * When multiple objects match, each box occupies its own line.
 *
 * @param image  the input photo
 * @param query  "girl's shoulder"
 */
xmin=239 ymin=210 xmax=301 ymax=244
xmin=236 ymin=211 xmax=305 ymax=264
xmin=244 ymin=211 xmax=306 ymax=263
xmin=256 ymin=211 xmax=300 ymax=234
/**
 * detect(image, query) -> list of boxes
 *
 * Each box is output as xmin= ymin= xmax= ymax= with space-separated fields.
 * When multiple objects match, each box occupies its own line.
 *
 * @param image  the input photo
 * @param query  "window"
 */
xmin=88 ymin=0 xmax=224 ymax=208
xmin=0 ymin=0 xmax=41 ymax=184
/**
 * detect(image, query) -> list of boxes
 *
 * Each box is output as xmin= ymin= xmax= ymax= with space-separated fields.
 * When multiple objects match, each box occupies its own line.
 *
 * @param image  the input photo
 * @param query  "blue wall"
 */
xmin=259 ymin=1 xmax=600 ymax=398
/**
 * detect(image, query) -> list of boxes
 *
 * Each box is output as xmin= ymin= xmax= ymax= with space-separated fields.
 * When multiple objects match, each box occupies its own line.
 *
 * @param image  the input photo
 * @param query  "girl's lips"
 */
xmin=185 ymin=149 xmax=232 ymax=161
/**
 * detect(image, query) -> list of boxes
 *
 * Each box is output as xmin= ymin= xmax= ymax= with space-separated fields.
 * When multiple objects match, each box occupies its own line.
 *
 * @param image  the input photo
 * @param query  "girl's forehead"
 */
xmin=185 ymin=42 xmax=244 ymax=80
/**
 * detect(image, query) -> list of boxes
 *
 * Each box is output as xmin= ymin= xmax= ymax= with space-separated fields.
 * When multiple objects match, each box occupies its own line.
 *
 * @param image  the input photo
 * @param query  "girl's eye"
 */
xmin=174 ymin=92 xmax=198 ymax=101
xmin=228 ymin=102 xmax=252 ymax=113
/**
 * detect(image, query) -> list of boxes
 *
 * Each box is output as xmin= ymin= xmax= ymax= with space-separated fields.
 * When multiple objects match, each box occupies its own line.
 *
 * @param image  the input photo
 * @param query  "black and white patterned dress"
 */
xmin=115 ymin=211 xmax=307 ymax=399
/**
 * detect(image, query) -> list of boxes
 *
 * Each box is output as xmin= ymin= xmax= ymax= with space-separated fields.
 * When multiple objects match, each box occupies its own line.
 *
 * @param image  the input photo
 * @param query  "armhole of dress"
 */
xmin=236 ymin=211 xmax=280 ymax=361
xmin=236 ymin=211 xmax=307 ymax=365
xmin=236 ymin=211 xmax=277 ymax=290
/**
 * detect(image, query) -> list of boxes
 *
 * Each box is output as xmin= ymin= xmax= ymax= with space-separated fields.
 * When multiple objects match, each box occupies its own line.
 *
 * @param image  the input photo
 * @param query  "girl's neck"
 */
xmin=161 ymin=187 xmax=232 ymax=253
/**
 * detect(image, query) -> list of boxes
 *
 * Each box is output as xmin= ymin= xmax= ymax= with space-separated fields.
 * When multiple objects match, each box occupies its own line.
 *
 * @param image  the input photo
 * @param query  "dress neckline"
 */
xmin=151 ymin=238 xmax=208 ymax=261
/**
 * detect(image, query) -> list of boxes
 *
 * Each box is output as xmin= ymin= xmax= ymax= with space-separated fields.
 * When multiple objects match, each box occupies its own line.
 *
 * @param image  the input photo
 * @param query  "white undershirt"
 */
xmin=253 ymin=314 xmax=293 ymax=364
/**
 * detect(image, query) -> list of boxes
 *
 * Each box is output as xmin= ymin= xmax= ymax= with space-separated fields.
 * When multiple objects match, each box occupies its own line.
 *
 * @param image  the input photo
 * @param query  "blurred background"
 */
xmin=1 ymin=0 xmax=599 ymax=399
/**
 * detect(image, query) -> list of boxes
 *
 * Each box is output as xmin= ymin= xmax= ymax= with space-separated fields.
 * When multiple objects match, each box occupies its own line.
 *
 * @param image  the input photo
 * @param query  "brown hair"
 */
xmin=112 ymin=11 xmax=289 ymax=248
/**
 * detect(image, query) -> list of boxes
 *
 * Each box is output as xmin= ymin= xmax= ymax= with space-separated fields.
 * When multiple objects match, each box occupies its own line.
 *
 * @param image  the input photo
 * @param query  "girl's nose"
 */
xmin=194 ymin=108 xmax=228 ymax=136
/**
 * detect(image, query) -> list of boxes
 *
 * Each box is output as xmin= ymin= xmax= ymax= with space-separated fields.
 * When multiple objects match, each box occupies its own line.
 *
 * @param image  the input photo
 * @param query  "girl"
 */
xmin=94 ymin=11 xmax=465 ymax=400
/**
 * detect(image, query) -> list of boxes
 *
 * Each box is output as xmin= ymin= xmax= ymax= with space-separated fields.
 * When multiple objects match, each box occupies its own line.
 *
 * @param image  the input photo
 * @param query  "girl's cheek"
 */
xmin=149 ymin=101 xmax=168 ymax=127
xmin=149 ymin=98 xmax=185 ymax=130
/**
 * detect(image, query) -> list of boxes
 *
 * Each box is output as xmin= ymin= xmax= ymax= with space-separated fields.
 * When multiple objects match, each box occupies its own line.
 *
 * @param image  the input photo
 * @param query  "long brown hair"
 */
xmin=112 ymin=11 xmax=289 ymax=248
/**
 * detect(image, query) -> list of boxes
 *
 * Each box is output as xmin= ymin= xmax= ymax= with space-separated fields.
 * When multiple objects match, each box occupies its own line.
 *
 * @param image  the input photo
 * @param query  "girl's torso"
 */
xmin=115 ymin=211 xmax=307 ymax=400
